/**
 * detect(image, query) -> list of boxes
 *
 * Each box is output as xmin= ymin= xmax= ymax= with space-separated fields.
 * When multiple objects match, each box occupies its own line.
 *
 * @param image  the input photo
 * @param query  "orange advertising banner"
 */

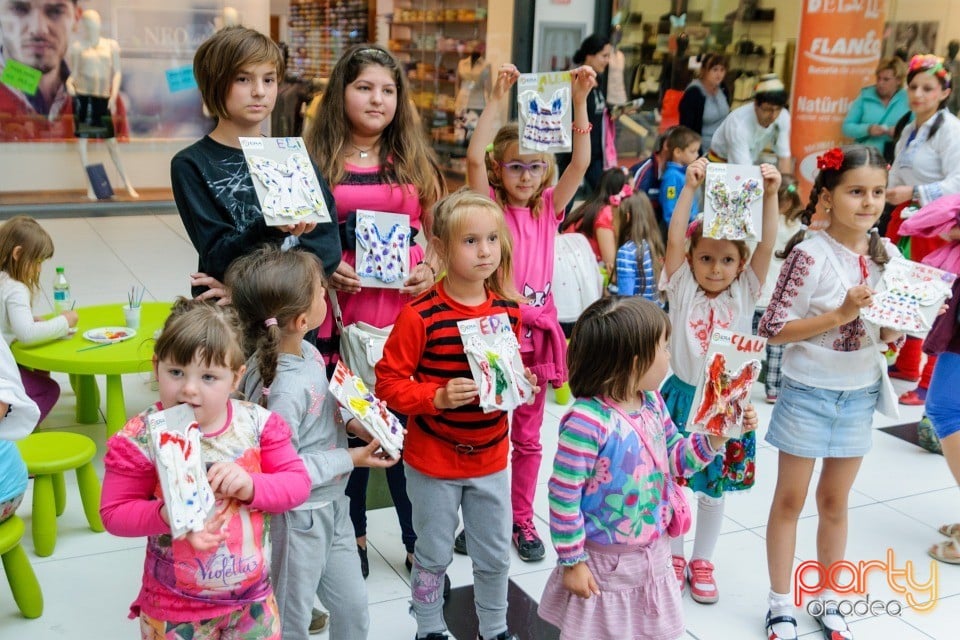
xmin=791 ymin=0 xmax=888 ymax=201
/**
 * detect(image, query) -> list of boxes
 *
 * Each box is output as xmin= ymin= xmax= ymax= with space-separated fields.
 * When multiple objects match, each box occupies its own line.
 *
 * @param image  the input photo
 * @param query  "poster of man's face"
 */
xmin=0 ymin=0 xmax=81 ymax=73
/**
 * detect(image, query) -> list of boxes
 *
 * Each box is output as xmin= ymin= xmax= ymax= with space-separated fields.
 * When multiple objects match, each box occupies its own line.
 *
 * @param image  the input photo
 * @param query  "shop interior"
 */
xmin=2 ymin=0 xmax=960 ymax=207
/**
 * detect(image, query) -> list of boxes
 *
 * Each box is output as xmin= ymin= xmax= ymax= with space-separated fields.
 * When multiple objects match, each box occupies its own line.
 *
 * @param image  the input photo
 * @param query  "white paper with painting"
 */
xmin=517 ymin=71 xmax=572 ymax=153
xmin=703 ymin=163 xmax=764 ymax=240
xmin=689 ymin=329 xmax=764 ymax=439
xmin=146 ymin=403 xmax=216 ymax=539
xmin=239 ymin=136 xmax=332 ymax=226
xmin=355 ymin=210 xmax=411 ymax=289
xmin=861 ymin=257 xmax=956 ymax=337
xmin=329 ymin=361 xmax=404 ymax=460
xmin=458 ymin=313 xmax=533 ymax=413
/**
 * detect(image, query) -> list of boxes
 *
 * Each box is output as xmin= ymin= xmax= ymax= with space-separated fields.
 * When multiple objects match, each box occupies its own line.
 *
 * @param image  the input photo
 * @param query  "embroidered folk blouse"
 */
xmin=758 ymin=231 xmax=899 ymax=390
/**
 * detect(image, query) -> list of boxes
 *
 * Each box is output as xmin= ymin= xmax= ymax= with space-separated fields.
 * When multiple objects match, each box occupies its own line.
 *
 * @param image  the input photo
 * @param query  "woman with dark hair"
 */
xmin=886 ymin=54 xmax=960 ymax=406
xmin=556 ymin=34 xmax=615 ymax=195
xmin=679 ymin=54 xmax=730 ymax=153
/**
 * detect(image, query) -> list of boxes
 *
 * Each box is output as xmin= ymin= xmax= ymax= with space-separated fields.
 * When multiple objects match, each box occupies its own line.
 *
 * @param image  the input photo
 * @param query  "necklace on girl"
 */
xmin=351 ymin=143 xmax=375 ymax=159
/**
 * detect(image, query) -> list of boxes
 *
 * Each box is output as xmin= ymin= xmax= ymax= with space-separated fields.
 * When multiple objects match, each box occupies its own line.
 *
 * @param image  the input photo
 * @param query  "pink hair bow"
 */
xmin=609 ymin=184 xmax=634 ymax=206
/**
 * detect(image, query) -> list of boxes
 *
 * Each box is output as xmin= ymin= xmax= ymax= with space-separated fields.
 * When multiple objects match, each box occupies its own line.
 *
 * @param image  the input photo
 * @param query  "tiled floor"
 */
xmin=1 ymin=212 xmax=958 ymax=639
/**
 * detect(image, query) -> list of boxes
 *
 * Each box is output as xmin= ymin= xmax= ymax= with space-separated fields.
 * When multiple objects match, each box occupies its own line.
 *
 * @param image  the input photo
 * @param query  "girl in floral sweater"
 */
xmin=538 ymin=297 xmax=756 ymax=640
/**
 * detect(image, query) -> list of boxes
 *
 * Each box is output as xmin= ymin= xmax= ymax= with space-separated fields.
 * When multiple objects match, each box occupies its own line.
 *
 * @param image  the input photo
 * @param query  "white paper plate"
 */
xmin=82 ymin=326 xmax=137 ymax=344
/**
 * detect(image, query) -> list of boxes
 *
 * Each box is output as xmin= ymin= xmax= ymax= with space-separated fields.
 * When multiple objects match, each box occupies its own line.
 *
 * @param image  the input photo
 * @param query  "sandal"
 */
xmin=938 ymin=523 xmax=960 ymax=539
xmin=765 ymin=609 xmax=798 ymax=640
xmin=929 ymin=538 xmax=960 ymax=564
xmin=815 ymin=604 xmax=853 ymax=640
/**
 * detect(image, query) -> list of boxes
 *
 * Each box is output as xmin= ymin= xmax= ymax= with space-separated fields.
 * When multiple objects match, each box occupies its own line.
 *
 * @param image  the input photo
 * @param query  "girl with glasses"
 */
xmin=463 ymin=62 xmax=596 ymax=562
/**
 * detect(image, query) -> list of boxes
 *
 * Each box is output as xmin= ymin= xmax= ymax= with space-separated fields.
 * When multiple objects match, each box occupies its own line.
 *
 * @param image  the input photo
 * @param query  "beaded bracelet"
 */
xmin=417 ymin=260 xmax=437 ymax=280
xmin=571 ymin=122 xmax=593 ymax=135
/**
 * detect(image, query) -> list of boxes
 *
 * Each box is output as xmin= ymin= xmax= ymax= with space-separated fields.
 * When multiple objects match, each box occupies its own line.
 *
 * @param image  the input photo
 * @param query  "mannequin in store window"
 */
xmin=66 ymin=9 xmax=138 ymax=199
xmin=454 ymin=43 xmax=491 ymax=143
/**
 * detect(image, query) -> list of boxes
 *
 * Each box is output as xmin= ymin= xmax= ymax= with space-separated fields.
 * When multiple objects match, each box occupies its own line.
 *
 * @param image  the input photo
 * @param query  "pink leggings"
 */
xmin=18 ymin=365 xmax=59 ymax=425
xmin=511 ymin=352 xmax=547 ymax=524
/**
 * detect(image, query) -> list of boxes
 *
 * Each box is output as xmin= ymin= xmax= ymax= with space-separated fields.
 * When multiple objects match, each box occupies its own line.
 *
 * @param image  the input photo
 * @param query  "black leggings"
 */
xmin=345 ymin=433 xmax=417 ymax=554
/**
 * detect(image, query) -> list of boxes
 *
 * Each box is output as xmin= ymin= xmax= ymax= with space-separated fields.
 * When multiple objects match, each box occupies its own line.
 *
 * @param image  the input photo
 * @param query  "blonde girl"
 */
xmin=612 ymin=191 xmax=665 ymax=304
xmin=660 ymin=157 xmax=780 ymax=603
xmin=759 ymin=145 xmax=900 ymax=640
xmin=376 ymin=189 xmax=536 ymax=640
xmin=100 ymin=299 xmax=311 ymax=639
xmin=0 ymin=215 xmax=77 ymax=423
xmin=464 ymin=62 xmax=596 ymax=561
xmin=228 ymin=246 xmax=395 ymax=640
xmin=305 ymin=43 xmax=445 ymax=574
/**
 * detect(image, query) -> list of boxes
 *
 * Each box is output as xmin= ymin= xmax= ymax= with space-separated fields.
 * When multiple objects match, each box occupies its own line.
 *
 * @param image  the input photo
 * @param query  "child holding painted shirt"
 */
xmin=100 ymin=299 xmax=311 ymax=638
xmin=376 ymin=190 xmax=538 ymax=640
xmin=759 ymin=145 xmax=902 ymax=640
xmin=171 ymin=26 xmax=341 ymax=299
xmin=466 ymin=62 xmax=596 ymax=561
xmin=660 ymin=156 xmax=780 ymax=604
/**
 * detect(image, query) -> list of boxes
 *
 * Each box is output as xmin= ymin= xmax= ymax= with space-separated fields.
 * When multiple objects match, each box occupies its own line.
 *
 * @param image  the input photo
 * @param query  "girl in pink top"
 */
xmin=465 ymin=62 xmax=596 ymax=561
xmin=100 ymin=299 xmax=310 ymax=638
xmin=304 ymin=44 xmax=444 ymax=574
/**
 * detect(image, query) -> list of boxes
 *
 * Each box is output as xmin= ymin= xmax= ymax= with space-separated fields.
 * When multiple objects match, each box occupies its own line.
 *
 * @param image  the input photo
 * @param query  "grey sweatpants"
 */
xmin=405 ymin=463 xmax=511 ymax=640
xmin=271 ymin=496 xmax=369 ymax=640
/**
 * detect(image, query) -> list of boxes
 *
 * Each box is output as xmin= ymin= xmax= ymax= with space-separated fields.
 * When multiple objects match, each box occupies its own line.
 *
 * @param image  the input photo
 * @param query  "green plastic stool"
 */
xmin=16 ymin=432 xmax=105 ymax=557
xmin=0 ymin=515 xmax=43 ymax=618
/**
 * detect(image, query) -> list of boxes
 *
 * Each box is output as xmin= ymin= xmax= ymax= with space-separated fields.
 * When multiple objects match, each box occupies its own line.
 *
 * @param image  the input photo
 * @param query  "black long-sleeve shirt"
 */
xmin=171 ymin=136 xmax=341 ymax=296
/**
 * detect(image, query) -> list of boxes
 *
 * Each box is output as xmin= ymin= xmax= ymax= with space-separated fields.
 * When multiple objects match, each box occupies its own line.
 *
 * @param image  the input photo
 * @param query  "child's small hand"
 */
xmin=562 ymin=562 xmax=600 ymax=599
xmin=401 ymin=262 xmax=436 ymax=296
xmin=435 ymin=377 xmax=478 ymax=409
xmin=349 ymin=438 xmax=400 ymax=469
xmin=837 ymin=284 xmax=874 ymax=324
xmin=207 ymin=462 xmax=255 ymax=503
xmin=345 ymin=417 xmax=372 ymax=442
xmin=492 ymin=64 xmax=520 ymax=100
xmin=191 ymin=273 xmax=231 ymax=306
xmin=741 ymin=404 xmax=758 ymax=434
xmin=184 ymin=506 xmax=229 ymax=552
xmin=329 ymin=260 xmax=361 ymax=294
xmin=279 ymin=221 xmax=318 ymax=236
xmin=61 ymin=310 xmax=78 ymax=327
xmin=570 ymin=65 xmax=598 ymax=102
xmin=939 ymin=226 xmax=960 ymax=242
xmin=523 ymin=368 xmax=540 ymax=403
xmin=684 ymin=157 xmax=708 ymax=188
xmin=759 ymin=163 xmax=782 ymax=193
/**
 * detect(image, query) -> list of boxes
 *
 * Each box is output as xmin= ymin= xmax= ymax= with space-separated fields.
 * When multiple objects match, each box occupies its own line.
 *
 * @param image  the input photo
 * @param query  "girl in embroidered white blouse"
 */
xmin=659 ymin=156 xmax=781 ymax=607
xmin=757 ymin=145 xmax=904 ymax=640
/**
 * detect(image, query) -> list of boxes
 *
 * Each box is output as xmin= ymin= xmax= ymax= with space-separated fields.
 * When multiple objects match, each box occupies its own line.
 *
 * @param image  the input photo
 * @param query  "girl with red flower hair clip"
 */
xmin=758 ymin=144 xmax=904 ymax=640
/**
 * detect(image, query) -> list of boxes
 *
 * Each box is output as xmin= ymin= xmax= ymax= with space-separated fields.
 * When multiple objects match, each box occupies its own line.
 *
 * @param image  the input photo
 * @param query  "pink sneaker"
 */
xmin=671 ymin=555 xmax=686 ymax=593
xmin=687 ymin=558 xmax=719 ymax=604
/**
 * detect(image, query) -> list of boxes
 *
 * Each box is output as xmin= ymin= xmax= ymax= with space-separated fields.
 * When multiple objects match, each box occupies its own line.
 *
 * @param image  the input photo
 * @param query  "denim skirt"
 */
xmin=765 ymin=376 xmax=880 ymax=458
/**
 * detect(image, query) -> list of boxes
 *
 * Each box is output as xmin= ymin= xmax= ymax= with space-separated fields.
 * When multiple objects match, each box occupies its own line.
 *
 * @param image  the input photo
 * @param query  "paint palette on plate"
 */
xmin=82 ymin=326 xmax=136 ymax=343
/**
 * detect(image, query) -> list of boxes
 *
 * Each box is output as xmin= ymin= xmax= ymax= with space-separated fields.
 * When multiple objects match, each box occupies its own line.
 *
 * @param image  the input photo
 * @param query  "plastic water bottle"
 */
xmin=53 ymin=266 xmax=71 ymax=313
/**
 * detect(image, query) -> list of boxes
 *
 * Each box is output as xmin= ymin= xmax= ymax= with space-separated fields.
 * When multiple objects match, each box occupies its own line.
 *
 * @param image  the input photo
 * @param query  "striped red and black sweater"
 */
xmin=376 ymin=282 xmax=522 ymax=479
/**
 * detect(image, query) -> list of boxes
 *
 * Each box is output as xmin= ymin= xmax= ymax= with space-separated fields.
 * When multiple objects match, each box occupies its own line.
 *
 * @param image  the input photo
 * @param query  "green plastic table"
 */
xmin=10 ymin=302 xmax=171 ymax=436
